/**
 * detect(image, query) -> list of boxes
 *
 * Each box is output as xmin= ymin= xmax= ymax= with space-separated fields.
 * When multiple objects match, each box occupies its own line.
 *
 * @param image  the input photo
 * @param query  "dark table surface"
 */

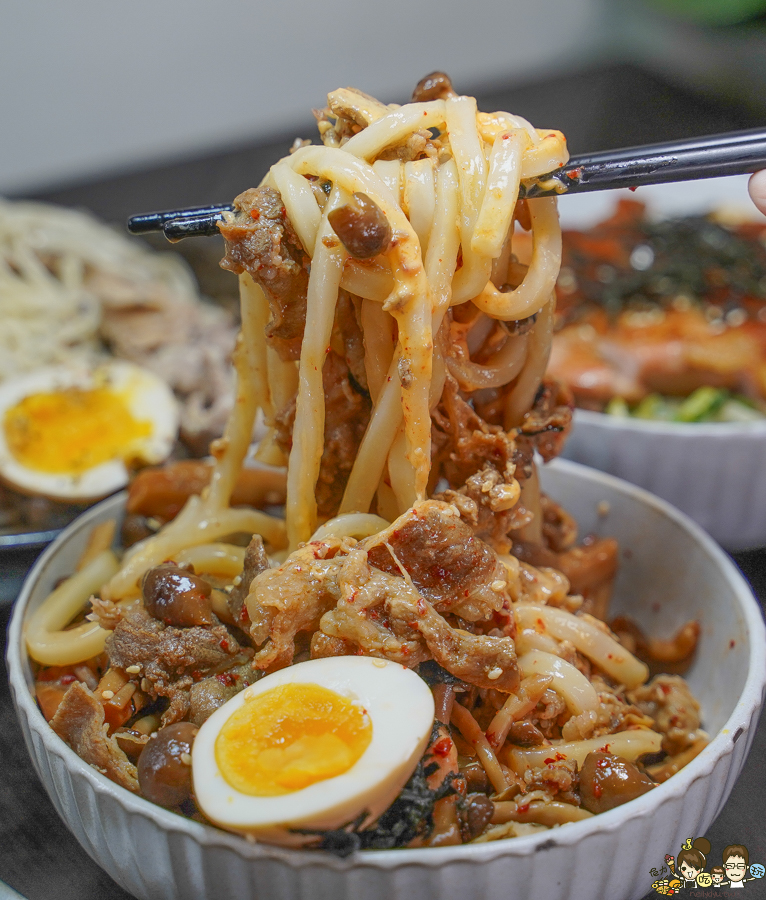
xmin=2 ymin=62 xmax=766 ymax=900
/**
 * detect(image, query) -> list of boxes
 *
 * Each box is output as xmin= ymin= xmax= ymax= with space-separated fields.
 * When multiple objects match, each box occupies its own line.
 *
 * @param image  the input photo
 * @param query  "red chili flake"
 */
xmin=565 ymin=167 xmax=583 ymax=180
xmin=280 ymin=206 xmax=287 ymax=217
xmin=599 ymin=743 xmax=611 ymax=753
xmin=516 ymin=803 xmax=530 ymax=814
xmin=238 ymin=607 xmax=250 ymax=624
xmin=660 ymin=683 xmax=672 ymax=695
xmin=216 ymin=672 xmax=236 ymax=687
xmin=593 ymin=782 xmax=602 ymax=799
xmin=219 ymin=638 xmax=230 ymax=651
xmin=249 ymin=209 xmax=260 ymax=221
xmin=60 ymin=674 xmax=76 ymax=685
xmin=416 ymin=598 xmax=427 ymax=616
xmin=544 ymin=752 xmax=566 ymax=764
xmin=607 ymin=653 xmax=614 ymax=660
xmin=432 ymin=737 xmax=452 ymax=757
xmin=536 ymin=617 xmax=545 ymax=633
xmin=629 ymin=186 xmax=637 ymax=192
xmin=729 ymin=639 xmax=736 ymax=649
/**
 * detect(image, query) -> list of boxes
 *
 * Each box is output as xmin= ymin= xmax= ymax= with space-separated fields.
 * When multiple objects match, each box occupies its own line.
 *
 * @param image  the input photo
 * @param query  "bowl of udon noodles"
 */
xmin=547 ymin=178 xmax=766 ymax=550
xmin=7 ymin=77 xmax=766 ymax=900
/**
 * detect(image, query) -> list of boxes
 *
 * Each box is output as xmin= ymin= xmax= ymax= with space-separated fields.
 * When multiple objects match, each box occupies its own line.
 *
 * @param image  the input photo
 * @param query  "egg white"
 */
xmin=0 ymin=360 xmax=178 ymax=501
xmin=192 ymin=656 xmax=435 ymax=846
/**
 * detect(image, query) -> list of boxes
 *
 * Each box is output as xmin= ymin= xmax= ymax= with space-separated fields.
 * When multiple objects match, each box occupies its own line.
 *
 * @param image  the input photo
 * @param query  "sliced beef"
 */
xmin=219 ymin=186 xmax=310 ymax=360
xmin=364 ymin=500 xmax=509 ymax=620
xmin=336 ymin=290 xmax=369 ymax=393
xmin=106 ymin=607 xmax=246 ymax=724
xmin=386 ymin=591 xmax=519 ymax=692
xmin=431 ymin=377 xmax=516 ymax=491
xmin=431 ymin=378 xmax=524 ymax=551
xmin=318 ymin=547 xmax=430 ymax=667
xmin=245 ymin=539 xmax=346 ymax=670
xmin=49 ymin=681 xmax=139 ymax=793
xmin=518 ymin=380 xmax=574 ymax=463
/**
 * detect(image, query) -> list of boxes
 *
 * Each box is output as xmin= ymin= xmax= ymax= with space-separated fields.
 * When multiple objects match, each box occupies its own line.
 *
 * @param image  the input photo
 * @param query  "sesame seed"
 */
xmin=597 ymin=501 xmax=610 ymax=517
xmin=126 ymin=665 xmax=141 ymax=674
xmin=491 ymin=580 xmax=506 ymax=592
xmin=101 ymin=690 xmax=115 ymax=700
xmin=487 ymin=667 xmax=503 ymax=681
xmin=180 ymin=752 xmax=192 ymax=766
xmin=233 ymin=575 xmax=242 ymax=586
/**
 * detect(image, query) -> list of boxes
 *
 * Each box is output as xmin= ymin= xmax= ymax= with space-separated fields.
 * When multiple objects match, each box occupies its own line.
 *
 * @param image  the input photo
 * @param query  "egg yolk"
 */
xmin=3 ymin=387 xmax=152 ymax=475
xmin=215 ymin=683 xmax=372 ymax=796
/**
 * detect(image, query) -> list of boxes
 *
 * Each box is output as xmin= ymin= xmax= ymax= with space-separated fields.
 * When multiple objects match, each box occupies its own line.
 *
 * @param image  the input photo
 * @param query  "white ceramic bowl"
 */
xmin=558 ymin=175 xmax=766 ymax=550
xmin=562 ymin=412 xmax=766 ymax=550
xmin=7 ymin=459 xmax=766 ymax=900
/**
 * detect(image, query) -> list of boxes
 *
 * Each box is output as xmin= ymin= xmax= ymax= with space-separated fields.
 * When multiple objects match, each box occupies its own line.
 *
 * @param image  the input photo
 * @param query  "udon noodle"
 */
xmin=27 ymin=75 xmax=707 ymax=848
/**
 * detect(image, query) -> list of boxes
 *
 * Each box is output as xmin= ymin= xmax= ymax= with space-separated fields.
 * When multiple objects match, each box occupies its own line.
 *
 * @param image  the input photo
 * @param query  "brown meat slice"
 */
xmin=318 ymin=547 xmax=430 ymax=667
xmin=49 ymin=681 xmax=139 ymax=793
xmin=431 ymin=376 xmax=517 ymax=491
xmin=106 ymin=607 xmax=245 ymax=724
xmin=430 ymin=378 xmax=525 ymax=552
xmin=245 ymin=539 xmax=346 ymax=670
xmin=364 ymin=500 xmax=509 ymax=621
xmin=219 ymin=186 xmax=310 ymax=360
xmin=336 ymin=290 xmax=369 ymax=393
xmin=518 ymin=380 xmax=574 ymax=463
xmin=274 ymin=349 xmax=371 ymax=518
xmin=386 ymin=591 xmax=519 ymax=692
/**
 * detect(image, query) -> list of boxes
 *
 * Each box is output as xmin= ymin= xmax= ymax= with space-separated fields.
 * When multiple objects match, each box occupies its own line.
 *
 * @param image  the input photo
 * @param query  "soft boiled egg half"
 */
xmin=192 ymin=656 xmax=435 ymax=846
xmin=0 ymin=360 xmax=178 ymax=501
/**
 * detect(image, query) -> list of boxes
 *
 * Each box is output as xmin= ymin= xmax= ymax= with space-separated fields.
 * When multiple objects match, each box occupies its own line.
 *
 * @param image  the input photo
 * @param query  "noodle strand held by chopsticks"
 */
xmin=403 ymin=159 xmax=436 ymax=254
xmin=286 ymin=187 xmax=348 ymax=548
xmin=472 ymin=129 xmax=526 ymax=259
xmin=503 ymin=296 xmax=554 ymax=428
xmin=473 ymin=197 xmax=561 ymax=322
xmin=447 ymin=96 xmax=492 ymax=305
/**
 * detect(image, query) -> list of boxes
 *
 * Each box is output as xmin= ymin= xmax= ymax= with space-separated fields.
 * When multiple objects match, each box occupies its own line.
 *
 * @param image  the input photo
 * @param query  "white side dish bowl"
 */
xmin=558 ymin=175 xmax=766 ymax=550
xmin=7 ymin=459 xmax=766 ymax=900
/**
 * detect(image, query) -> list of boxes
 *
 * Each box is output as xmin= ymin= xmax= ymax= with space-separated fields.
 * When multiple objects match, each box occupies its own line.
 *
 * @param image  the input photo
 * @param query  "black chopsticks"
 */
xmin=523 ymin=126 xmax=766 ymax=198
xmin=128 ymin=203 xmax=234 ymax=240
xmin=127 ymin=127 xmax=766 ymax=240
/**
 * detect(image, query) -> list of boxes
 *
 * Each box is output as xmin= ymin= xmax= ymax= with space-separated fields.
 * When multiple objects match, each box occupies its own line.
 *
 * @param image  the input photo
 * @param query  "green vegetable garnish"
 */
xmin=674 ymin=387 xmax=728 ymax=422
xmin=633 ymin=394 xmax=676 ymax=420
xmin=605 ymin=397 xmax=630 ymax=417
